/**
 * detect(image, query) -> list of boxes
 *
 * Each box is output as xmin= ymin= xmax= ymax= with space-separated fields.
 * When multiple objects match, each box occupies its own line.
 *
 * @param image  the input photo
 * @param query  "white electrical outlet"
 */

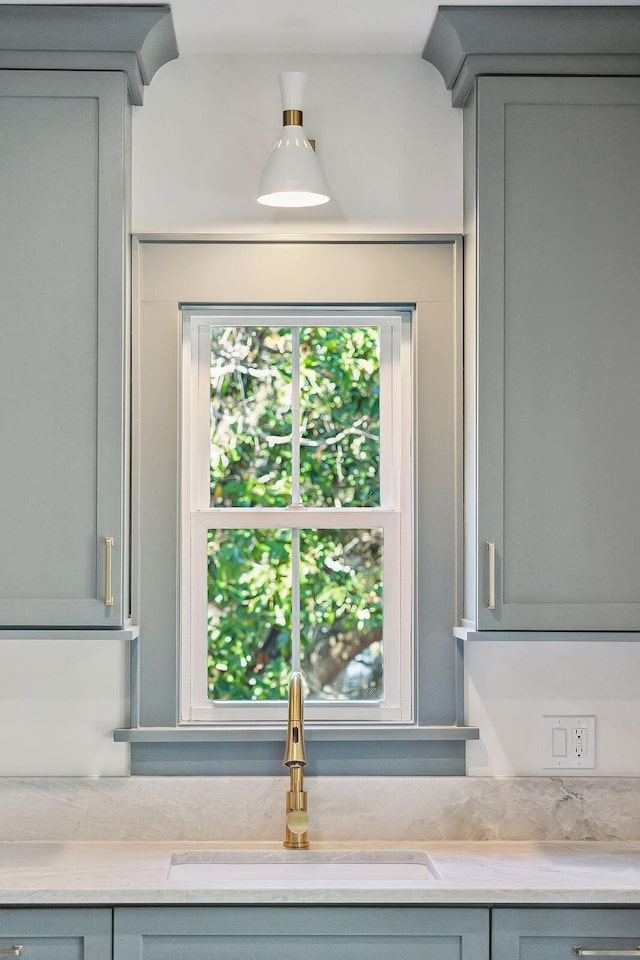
xmin=542 ymin=716 xmax=596 ymax=769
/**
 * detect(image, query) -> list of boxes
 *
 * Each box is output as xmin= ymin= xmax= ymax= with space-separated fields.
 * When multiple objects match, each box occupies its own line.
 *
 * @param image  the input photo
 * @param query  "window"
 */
xmin=120 ymin=237 xmax=475 ymax=775
xmin=180 ymin=308 xmax=413 ymax=724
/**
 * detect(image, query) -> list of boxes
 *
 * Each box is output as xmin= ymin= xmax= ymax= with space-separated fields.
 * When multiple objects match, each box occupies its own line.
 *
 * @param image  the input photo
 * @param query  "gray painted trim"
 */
xmin=0 ymin=5 xmax=178 ymax=105
xmin=115 ymin=725 xmax=479 ymax=742
xmin=130 ymin=635 xmax=141 ymax=729
xmin=0 ymin=52 xmax=146 ymax=106
xmin=134 ymin=233 xmax=462 ymax=245
xmin=0 ymin=627 xmax=138 ymax=641
xmin=423 ymin=6 xmax=640 ymax=107
xmin=128 ymin=237 xmax=467 ymax=774
xmin=451 ymin=54 xmax=640 ymax=108
xmin=458 ymin=630 xmax=640 ymax=643
xmin=129 ymin=739 xmax=467 ymax=775
xmin=453 ymin=236 xmax=464 ymax=628
xmin=97 ymin=70 xmax=129 ymax=630
xmin=130 ymin=236 xmax=143 ymax=630
xmin=115 ymin=906 xmax=488 ymax=939
xmin=414 ymin=293 xmax=460 ymax=724
xmin=455 ymin=638 xmax=465 ymax=727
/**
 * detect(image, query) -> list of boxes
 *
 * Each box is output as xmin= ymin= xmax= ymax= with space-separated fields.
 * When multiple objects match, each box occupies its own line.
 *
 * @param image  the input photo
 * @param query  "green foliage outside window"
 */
xmin=207 ymin=326 xmax=383 ymax=702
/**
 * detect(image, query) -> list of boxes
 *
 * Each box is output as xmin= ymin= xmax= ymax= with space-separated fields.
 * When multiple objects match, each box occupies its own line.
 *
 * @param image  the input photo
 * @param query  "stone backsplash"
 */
xmin=0 ymin=776 xmax=638 ymax=842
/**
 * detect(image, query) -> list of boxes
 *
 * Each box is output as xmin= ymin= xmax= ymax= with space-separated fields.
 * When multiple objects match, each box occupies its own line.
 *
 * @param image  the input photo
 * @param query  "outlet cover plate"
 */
xmin=543 ymin=715 xmax=596 ymax=769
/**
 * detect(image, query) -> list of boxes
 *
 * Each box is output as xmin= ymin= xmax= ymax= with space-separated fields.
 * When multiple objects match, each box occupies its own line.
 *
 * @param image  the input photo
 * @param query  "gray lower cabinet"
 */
xmin=0 ymin=69 xmax=130 ymax=627
xmin=493 ymin=908 xmax=640 ymax=960
xmin=2 ymin=905 xmax=640 ymax=959
xmin=0 ymin=908 xmax=111 ymax=958
xmin=471 ymin=75 xmax=640 ymax=630
xmin=114 ymin=906 xmax=489 ymax=960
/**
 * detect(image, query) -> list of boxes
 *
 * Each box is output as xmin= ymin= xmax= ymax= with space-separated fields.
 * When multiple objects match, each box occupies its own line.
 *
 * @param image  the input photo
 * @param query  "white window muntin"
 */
xmin=180 ymin=306 xmax=413 ymax=724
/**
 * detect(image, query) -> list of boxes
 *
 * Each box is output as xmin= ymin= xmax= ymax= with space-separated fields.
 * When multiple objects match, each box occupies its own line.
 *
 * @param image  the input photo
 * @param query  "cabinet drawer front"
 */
xmin=0 ymin=908 xmax=110 ymax=960
xmin=115 ymin=906 xmax=489 ymax=960
xmin=493 ymin=908 xmax=640 ymax=960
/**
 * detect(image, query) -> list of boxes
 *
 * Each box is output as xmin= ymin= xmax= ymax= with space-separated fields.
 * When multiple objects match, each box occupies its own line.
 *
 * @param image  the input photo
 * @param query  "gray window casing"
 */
xmin=114 ymin=235 xmax=478 ymax=774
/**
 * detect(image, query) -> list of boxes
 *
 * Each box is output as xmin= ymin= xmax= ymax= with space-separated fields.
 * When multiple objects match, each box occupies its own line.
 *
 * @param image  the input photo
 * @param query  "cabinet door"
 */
xmin=476 ymin=76 xmax=640 ymax=630
xmin=0 ymin=907 xmax=111 ymax=959
xmin=0 ymin=70 xmax=129 ymax=627
xmin=114 ymin=906 xmax=489 ymax=960
xmin=493 ymin=908 xmax=640 ymax=960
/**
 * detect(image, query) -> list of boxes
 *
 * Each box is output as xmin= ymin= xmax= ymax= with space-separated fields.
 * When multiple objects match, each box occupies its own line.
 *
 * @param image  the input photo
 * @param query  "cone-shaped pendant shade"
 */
xmin=257 ymin=72 xmax=330 ymax=208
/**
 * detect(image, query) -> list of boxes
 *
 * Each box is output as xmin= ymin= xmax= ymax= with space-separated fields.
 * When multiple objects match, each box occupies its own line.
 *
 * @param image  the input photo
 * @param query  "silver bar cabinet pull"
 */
xmin=0 ymin=947 xmax=23 ymax=957
xmin=486 ymin=540 xmax=496 ymax=610
xmin=104 ymin=536 xmax=114 ymax=607
xmin=573 ymin=949 xmax=640 ymax=957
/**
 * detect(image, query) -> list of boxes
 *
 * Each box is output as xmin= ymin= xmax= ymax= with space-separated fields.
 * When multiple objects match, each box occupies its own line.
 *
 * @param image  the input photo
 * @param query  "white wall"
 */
xmin=5 ymin=53 xmax=637 ymax=776
xmin=466 ymin=641 xmax=640 ymax=776
xmin=131 ymin=54 xmax=462 ymax=234
xmin=0 ymin=640 xmax=128 ymax=775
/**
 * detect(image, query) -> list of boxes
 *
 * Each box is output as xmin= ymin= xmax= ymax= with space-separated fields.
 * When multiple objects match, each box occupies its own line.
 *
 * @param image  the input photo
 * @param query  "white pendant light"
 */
xmin=257 ymin=72 xmax=330 ymax=208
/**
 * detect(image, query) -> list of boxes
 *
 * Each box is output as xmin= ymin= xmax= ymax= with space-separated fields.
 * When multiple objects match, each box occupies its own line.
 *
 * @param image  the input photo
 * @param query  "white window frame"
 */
xmin=179 ymin=306 xmax=413 ymax=724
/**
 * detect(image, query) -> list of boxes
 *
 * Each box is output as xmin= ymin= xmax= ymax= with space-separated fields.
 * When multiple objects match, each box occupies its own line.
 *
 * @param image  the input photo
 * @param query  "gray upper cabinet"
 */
xmin=0 ymin=69 xmax=129 ymax=627
xmin=474 ymin=75 xmax=640 ymax=631
xmin=0 ymin=5 xmax=177 ymax=630
xmin=424 ymin=7 xmax=640 ymax=632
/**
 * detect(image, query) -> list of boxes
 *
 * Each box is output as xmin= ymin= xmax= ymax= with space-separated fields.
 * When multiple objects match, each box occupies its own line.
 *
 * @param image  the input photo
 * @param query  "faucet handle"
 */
xmin=286 ymin=809 xmax=310 ymax=835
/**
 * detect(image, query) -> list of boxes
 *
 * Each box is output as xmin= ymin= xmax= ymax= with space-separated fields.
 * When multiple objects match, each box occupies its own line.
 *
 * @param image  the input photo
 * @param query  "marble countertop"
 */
xmin=1 ymin=840 xmax=640 ymax=905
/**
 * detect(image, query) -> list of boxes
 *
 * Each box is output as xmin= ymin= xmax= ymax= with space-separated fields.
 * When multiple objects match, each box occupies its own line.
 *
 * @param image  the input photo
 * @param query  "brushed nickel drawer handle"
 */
xmin=105 ymin=536 xmax=114 ymax=607
xmin=486 ymin=540 xmax=496 ymax=610
xmin=574 ymin=949 xmax=640 ymax=956
xmin=0 ymin=947 xmax=23 ymax=957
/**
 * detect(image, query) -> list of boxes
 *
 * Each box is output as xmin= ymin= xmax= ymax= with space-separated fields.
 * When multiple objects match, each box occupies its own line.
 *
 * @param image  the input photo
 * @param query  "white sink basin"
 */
xmin=168 ymin=850 xmax=441 ymax=887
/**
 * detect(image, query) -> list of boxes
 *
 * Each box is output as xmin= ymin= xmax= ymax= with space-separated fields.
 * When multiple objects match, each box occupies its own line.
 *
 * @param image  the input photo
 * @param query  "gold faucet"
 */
xmin=283 ymin=670 xmax=310 ymax=849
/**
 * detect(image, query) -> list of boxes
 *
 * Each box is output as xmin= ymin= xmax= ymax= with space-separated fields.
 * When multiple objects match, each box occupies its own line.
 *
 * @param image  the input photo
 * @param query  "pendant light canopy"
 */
xmin=257 ymin=72 xmax=330 ymax=208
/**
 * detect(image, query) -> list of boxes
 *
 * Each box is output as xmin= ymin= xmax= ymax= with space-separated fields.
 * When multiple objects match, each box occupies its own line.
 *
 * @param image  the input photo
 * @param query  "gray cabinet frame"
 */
xmin=474 ymin=76 xmax=640 ymax=631
xmin=493 ymin=908 xmax=640 ymax=960
xmin=0 ymin=69 xmax=130 ymax=627
xmin=0 ymin=907 xmax=111 ymax=958
xmin=114 ymin=905 xmax=489 ymax=960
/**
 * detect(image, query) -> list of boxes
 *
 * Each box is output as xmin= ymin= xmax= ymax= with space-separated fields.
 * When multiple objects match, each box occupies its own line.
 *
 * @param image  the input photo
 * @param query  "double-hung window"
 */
xmin=181 ymin=306 xmax=412 ymax=724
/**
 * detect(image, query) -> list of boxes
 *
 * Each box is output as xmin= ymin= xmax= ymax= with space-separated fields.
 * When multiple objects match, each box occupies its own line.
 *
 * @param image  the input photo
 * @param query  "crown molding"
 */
xmin=423 ymin=6 xmax=640 ymax=106
xmin=0 ymin=4 xmax=178 ymax=104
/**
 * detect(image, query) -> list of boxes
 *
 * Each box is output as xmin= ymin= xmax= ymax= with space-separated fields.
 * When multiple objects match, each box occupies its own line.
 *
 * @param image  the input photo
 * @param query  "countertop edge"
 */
xmin=0 ymin=840 xmax=639 ymax=907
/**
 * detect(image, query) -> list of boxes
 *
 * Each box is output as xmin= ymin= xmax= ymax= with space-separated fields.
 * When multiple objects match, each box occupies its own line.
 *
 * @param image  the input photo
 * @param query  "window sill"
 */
xmin=0 ymin=623 xmax=140 ymax=641
xmin=114 ymin=724 xmax=479 ymax=776
xmin=114 ymin=724 xmax=479 ymax=743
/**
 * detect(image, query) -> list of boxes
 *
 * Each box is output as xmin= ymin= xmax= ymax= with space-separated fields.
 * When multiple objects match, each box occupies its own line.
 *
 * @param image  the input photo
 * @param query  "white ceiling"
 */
xmin=1 ymin=0 xmax=639 ymax=55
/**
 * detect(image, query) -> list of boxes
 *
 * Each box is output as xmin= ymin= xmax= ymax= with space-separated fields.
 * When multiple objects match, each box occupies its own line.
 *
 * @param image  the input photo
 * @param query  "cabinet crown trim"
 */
xmin=0 ymin=4 xmax=178 ymax=104
xmin=423 ymin=5 xmax=640 ymax=106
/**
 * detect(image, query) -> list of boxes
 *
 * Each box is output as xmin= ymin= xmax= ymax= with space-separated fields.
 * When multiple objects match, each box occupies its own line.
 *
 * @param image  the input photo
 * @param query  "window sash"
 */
xmin=184 ymin=309 xmax=405 ymax=329
xmin=193 ymin=319 xmax=395 ymax=512
xmin=180 ymin=307 xmax=413 ymax=725
xmin=185 ymin=510 xmax=405 ymax=723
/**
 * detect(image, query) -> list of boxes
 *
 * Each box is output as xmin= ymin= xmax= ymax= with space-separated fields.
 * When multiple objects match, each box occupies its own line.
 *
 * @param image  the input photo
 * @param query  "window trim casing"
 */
xmin=179 ymin=307 xmax=413 ymax=725
xmin=117 ymin=234 xmax=479 ymax=775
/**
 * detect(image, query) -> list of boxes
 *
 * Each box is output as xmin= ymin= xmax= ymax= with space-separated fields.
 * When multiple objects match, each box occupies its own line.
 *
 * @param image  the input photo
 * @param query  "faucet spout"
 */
xmin=283 ymin=670 xmax=310 ymax=849
xmin=283 ymin=670 xmax=308 ymax=768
